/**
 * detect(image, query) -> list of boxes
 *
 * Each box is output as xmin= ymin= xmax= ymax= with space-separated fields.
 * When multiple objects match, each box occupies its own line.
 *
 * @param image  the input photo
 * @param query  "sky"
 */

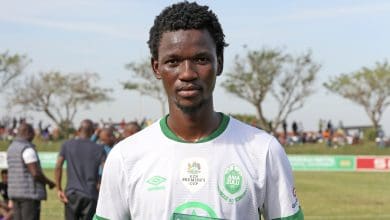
xmin=0 ymin=0 xmax=389 ymax=134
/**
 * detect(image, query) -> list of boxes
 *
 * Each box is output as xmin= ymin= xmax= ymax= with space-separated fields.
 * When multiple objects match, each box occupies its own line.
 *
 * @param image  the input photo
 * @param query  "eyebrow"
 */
xmin=162 ymin=51 xmax=213 ymax=60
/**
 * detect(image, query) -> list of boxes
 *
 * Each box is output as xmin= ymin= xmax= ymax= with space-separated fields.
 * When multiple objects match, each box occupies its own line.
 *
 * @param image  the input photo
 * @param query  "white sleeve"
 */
xmin=262 ymin=137 xmax=303 ymax=220
xmin=95 ymin=147 xmax=131 ymax=220
xmin=22 ymin=148 xmax=38 ymax=164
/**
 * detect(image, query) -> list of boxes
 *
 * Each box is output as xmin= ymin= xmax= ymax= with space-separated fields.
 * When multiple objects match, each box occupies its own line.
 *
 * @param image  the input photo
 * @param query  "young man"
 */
xmin=95 ymin=2 xmax=303 ymax=220
xmin=55 ymin=119 xmax=105 ymax=220
xmin=98 ymin=127 xmax=117 ymax=155
xmin=7 ymin=123 xmax=55 ymax=220
xmin=121 ymin=122 xmax=141 ymax=139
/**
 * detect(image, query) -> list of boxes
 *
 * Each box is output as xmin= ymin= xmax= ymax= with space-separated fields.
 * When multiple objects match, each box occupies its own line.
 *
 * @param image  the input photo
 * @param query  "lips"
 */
xmin=177 ymin=84 xmax=202 ymax=97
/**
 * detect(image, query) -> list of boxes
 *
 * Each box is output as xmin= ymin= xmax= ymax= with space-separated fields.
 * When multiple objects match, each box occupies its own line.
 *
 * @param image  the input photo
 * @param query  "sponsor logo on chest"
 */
xmin=180 ymin=157 xmax=209 ymax=193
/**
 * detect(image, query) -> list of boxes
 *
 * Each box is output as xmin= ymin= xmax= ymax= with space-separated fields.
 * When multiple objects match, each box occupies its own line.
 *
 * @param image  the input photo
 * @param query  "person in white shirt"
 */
xmin=94 ymin=2 xmax=304 ymax=220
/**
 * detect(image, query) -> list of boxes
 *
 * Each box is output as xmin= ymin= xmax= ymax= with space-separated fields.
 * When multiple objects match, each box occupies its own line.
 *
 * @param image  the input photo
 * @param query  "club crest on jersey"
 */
xmin=171 ymin=201 xmax=220 ymax=220
xmin=218 ymin=164 xmax=247 ymax=203
xmin=180 ymin=158 xmax=209 ymax=193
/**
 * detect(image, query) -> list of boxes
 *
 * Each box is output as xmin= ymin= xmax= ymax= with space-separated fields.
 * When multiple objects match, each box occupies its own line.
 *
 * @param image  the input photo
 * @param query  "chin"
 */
xmin=176 ymin=101 xmax=204 ymax=114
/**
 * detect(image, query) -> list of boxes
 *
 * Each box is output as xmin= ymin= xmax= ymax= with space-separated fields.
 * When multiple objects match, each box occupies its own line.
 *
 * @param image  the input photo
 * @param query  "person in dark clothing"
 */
xmin=282 ymin=120 xmax=288 ymax=140
xmin=7 ymin=123 xmax=55 ymax=220
xmin=0 ymin=169 xmax=12 ymax=220
xmin=292 ymin=121 xmax=298 ymax=136
xmin=55 ymin=119 xmax=105 ymax=220
xmin=0 ymin=169 xmax=8 ymax=202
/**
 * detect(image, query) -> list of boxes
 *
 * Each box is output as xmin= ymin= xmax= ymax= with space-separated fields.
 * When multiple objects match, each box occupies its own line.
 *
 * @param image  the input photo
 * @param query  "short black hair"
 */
xmin=148 ymin=1 xmax=228 ymax=60
xmin=1 ymin=169 xmax=7 ymax=175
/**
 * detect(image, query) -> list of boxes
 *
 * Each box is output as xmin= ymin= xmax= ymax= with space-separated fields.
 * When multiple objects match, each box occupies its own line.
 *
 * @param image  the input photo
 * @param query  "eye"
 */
xmin=194 ymin=57 xmax=209 ymax=65
xmin=165 ymin=59 xmax=179 ymax=67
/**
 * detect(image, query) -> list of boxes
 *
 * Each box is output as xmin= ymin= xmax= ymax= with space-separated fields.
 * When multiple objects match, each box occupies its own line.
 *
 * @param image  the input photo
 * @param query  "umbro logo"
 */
xmin=146 ymin=176 xmax=166 ymax=191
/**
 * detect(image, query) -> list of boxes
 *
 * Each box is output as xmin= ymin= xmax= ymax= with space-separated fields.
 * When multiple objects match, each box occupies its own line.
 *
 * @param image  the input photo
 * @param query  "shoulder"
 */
xmin=8 ymin=139 xmax=33 ymax=152
xmin=225 ymin=116 xmax=275 ymax=144
xmin=62 ymin=138 xmax=76 ymax=147
xmin=109 ymin=120 xmax=162 ymax=161
xmin=224 ymin=116 xmax=284 ymax=159
xmin=117 ymin=120 xmax=160 ymax=146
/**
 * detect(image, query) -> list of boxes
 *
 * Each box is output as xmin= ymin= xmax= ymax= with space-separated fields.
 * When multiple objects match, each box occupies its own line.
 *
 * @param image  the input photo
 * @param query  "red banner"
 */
xmin=356 ymin=156 xmax=390 ymax=171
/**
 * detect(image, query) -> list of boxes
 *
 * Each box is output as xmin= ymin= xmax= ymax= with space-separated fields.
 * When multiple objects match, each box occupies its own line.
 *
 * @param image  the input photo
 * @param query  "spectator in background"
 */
xmin=0 ymin=170 xmax=8 ymax=203
xmin=327 ymin=120 xmax=334 ymax=147
xmin=55 ymin=119 xmax=105 ymax=220
xmin=0 ymin=169 xmax=12 ymax=220
xmin=376 ymin=128 xmax=385 ymax=148
xmin=97 ymin=127 xmax=117 ymax=180
xmin=292 ymin=121 xmax=298 ymax=136
xmin=99 ymin=127 xmax=117 ymax=155
xmin=7 ymin=123 xmax=55 ymax=220
xmin=121 ymin=121 xmax=141 ymax=139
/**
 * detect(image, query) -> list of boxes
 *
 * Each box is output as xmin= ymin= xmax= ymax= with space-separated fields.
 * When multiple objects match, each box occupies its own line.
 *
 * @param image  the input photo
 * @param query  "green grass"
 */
xmin=0 ymin=138 xmax=65 ymax=152
xmin=38 ymin=170 xmax=390 ymax=220
xmin=284 ymin=142 xmax=390 ymax=155
xmin=295 ymin=172 xmax=390 ymax=220
xmin=41 ymin=169 xmax=65 ymax=220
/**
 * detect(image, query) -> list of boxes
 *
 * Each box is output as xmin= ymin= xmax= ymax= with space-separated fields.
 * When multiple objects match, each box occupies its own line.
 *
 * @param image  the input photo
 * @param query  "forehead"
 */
xmin=100 ymin=130 xmax=113 ymax=137
xmin=158 ymin=29 xmax=216 ymax=57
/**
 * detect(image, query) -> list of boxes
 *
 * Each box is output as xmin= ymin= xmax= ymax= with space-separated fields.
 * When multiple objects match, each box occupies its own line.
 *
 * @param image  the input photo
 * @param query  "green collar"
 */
xmin=160 ymin=113 xmax=230 ymax=143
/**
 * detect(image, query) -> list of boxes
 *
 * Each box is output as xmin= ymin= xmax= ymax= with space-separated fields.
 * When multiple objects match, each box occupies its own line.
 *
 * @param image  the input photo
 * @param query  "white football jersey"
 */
xmin=94 ymin=114 xmax=303 ymax=220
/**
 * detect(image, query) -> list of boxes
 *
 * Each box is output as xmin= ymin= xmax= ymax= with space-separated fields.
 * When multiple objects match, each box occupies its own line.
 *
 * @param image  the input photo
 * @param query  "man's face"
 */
xmin=27 ymin=128 xmax=35 ymax=142
xmin=99 ymin=131 xmax=115 ymax=147
xmin=1 ymin=173 xmax=7 ymax=183
xmin=152 ymin=29 xmax=222 ymax=113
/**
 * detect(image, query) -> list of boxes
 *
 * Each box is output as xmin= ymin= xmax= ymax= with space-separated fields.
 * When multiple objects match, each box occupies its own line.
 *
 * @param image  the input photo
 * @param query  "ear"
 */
xmin=151 ymin=58 xmax=162 ymax=79
xmin=216 ymin=54 xmax=224 ymax=76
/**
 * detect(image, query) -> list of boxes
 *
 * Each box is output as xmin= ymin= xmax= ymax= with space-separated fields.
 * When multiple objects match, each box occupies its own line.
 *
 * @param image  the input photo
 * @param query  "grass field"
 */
xmin=37 ymin=170 xmax=390 ymax=220
xmin=295 ymin=172 xmax=390 ymax=220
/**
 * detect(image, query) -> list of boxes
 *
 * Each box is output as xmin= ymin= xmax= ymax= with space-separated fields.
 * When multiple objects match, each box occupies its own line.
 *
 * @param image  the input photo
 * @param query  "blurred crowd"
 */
xmin=1 ymin=117 xmax=388 ymax=149
xmin=0 ymin=117 xmax=152 ymax=144
xmin=275 ymin=120 xmax=389 ymax=148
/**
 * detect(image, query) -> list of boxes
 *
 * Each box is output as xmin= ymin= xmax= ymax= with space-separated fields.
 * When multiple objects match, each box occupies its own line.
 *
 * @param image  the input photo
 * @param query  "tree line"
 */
xmin=1 ymin=49 xmax=389 ymax=135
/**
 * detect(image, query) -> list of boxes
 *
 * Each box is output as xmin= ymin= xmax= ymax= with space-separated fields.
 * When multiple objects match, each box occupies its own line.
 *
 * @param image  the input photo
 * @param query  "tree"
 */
xmin=221 ymin=48 xmax=320 ymax=132
xmin=8 ymin=71 xmax=112 ymax=134
xmin=0 ymin=51 xmax=30 ymax=92
xmin=123 ymin=60 xmax=167 ymax=116
xmin=271 ymin=51 xmax=319 ymax=132
xmin=324 ymin=61 xmax=390 ymax=133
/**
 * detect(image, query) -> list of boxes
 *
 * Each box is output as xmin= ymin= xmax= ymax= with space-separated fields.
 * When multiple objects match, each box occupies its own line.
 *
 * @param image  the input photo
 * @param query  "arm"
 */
xmin=95 ymin=148 xmax=131 ymax=219
xmin=26 ymin=162 xmax=55 ymax=188
xmin=54 ymin=155 xmax=68 ymax=203
xmin=262 ymin=137 xmax=304 ymax=220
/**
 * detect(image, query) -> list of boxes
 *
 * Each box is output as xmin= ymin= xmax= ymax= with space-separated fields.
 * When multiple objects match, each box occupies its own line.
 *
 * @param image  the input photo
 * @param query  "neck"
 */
xmin=79 ymin=134 xmax=91 ymax=139
xmin=167 ymin=102 xmax=220 ymax=142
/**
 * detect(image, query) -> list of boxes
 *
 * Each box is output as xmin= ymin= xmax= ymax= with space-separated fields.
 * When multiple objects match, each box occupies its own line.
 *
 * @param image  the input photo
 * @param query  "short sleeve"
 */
xmin=94 ymin=147 xmax=131 ymax=220
xmin=22 ymin=148 xmax=38 ymax=164
xmin=262 ymin=137 xmax=304 ymax=220
xmin=59 ymin=142 xmax=67 ymax=158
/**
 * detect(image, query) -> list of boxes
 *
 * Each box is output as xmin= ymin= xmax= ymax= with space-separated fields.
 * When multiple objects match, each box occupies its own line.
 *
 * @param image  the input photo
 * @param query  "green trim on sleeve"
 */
xmin=272 ymin=207 xmax=304 ymax=220
xmin=159 ymin=112 xmax=230 ymax=143
xmin=93 ymin=214 xmax=109 ymax=220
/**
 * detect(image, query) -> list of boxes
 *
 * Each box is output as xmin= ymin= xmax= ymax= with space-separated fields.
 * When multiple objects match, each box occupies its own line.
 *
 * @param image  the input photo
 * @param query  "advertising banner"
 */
xmin=0 ymin=152 xmax=61 ymax=169
xmin=356 ymin=156 xmax=390 ymax=171
xmin=289 ymin=155 xmax=355 ymax=171
xmin=0 ymin=151 xmax=389 ymax=172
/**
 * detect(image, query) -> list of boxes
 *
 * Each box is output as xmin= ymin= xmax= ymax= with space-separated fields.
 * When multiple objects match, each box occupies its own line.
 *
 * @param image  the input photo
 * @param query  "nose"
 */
xmin=178 ymin=60 xmax=198 ymax=81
